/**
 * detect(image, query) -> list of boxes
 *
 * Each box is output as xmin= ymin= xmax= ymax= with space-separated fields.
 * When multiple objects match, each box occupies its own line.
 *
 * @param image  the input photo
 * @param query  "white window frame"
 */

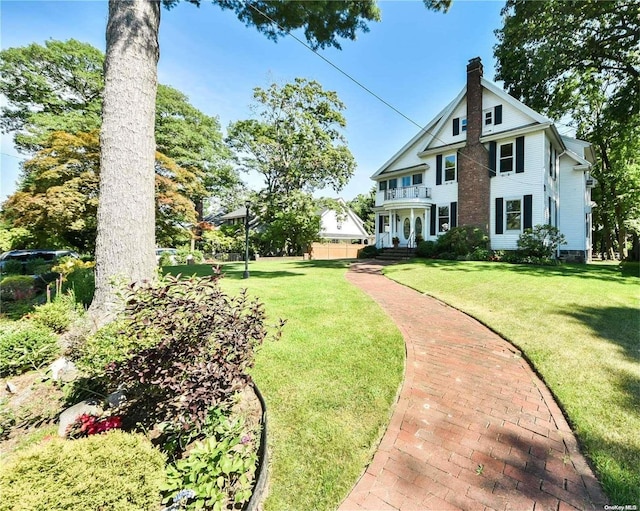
xmin=443 ymin=153 xmax=457 ymax=182
xmin=505 ymin=198 xmax=522 ymax=231
xmin=499 ymin=142 xmax=514 ymax=173
xmin=461 ymin=118 xmax=467 ymax=132
xmin=438 ymin=205 xmax=450 ymax=233
xmin=484 ymin=109 xmax=493 ymax=126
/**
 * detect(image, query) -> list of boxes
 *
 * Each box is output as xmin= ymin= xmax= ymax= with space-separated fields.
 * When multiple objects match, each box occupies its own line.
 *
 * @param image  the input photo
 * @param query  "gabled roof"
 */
xmin=370 ymin=93 xmax=461 ymax=179
xmin=319 ymin=198 xmax=371 ymax=238
xmin=372 ymin=76 xmax=560 ymax=179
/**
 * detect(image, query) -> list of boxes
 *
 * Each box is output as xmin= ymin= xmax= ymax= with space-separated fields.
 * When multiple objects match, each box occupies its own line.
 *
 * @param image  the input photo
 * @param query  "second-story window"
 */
xmin=444 ymin=154 xmax=456 ymax=182
xmin=402 ymin=176 xmax=411 ymax=187
xmin=461 ymin=118 xmax=467 ymax=131
xmin=389 ymin=178 xmax=397 ymax=189
xmin=485 ymin=110 xmax=493 ymax=125
xmin=412 ymin=173 xmax=423 ymax=185
xmin=500 ymin=142 xmax=514 ymax=173
xmin=379 ymin=180 xmax=387 ymax=192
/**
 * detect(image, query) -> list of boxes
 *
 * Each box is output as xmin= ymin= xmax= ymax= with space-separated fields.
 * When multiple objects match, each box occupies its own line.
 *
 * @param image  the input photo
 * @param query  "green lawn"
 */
xmin=164 ymin=260 xmax=405 ymax=511
xmin=383 ymin=259 xmax=640 ymax=505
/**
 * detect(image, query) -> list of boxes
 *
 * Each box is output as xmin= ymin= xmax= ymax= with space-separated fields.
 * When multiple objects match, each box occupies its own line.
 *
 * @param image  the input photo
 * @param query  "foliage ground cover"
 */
xmin=164 ymin=260 xmax=405 ymax=511
xmin=383 ymin=259 xmax=639 ymax=504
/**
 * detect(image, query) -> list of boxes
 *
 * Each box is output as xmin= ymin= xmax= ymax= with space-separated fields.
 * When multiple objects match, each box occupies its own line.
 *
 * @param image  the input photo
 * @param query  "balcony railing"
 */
xmin=385 ymin=186 xmax=431 ymax=201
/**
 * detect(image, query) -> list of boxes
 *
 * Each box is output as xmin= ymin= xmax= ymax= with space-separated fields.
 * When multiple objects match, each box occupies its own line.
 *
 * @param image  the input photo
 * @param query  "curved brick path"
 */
xmin=339 ymin=262 xmax=607 ymax=511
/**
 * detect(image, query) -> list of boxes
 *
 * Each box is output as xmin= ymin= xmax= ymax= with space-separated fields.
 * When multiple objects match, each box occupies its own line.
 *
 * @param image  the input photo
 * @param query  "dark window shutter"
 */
xmin=489 ymin=141 xmax=497 ymax=177
xmin=436 ymin=155 xmax=443 ymax=185
xmin=515 ymin=136 xmax=525 ymax=173
xmin=453 ymin=118 xmax=460 ymax=136
xmin=430 ymin=205 xmax=437 ymax=236
xmin=494 ymin=105 xmax=503 ymax=125
xmin=450 ymin=202 xmax=457 ymax=228
xmin=378 ymin=215 xmax=384 ymax=233
xmin=524 ymin=194 xmax=533 ymax=229
xmin=495 ymin=198 xmax=504 ymax=234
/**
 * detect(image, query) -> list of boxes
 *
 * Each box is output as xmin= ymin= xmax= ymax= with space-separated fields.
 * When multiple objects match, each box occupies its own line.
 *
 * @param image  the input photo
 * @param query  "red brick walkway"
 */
xmin=339 ymin=262 xmax=607 ymax=511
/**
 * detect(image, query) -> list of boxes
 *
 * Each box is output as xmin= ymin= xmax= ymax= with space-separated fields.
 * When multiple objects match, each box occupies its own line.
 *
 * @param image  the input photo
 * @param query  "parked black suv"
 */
xmin=0 ymin=249 xmax=80 ymax=273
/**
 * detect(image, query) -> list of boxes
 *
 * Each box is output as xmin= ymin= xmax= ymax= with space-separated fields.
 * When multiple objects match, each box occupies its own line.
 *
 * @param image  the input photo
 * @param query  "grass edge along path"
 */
xmin=383 ymin=259 xmax=640 ymax=506
xmin=165 ymin=261 xmax=405 ymax=511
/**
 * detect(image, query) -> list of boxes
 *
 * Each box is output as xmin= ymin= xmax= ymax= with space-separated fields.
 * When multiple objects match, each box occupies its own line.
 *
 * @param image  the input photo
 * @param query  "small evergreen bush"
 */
xmin=1 ymin=260 xmax=23 ymax=275
xmin=0 ymin=321 xmax=58 ymax=376
xmin=24 ymin=257 xmax=51 ymax=276
xmin=0 ymin=430 xmax=166 ymax=511
xmin=436 ymin=226 xmax=488 ymax=257
xmin=62 ymin=267 xmax=95 ymax=306
xmin=29 ymin=292 xmax=83 ymax=333
xmin=358 ymin=245 xmax=378 ymax=258
xmin=416 ymin=240 xmax=438 ymax=258
xmin=175 ymin=248 xmax=205 ymax=265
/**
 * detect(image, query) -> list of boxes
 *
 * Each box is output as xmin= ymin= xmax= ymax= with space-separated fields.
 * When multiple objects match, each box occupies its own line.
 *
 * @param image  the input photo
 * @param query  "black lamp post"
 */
xmin=243 ymin=200 xmax=250 ymax=279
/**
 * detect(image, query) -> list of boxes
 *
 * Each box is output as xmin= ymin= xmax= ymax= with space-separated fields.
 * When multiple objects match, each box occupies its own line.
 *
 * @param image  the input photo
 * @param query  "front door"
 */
xmin=402 ymin=217 xmax=411 ymax=244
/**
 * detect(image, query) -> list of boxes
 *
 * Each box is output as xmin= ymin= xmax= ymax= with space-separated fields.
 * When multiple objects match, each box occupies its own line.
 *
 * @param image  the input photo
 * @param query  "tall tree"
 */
xmin=95 ymin=0 xmax=450 ymax=313
xmin=494 ymin=0 xmax=640 ymax=259
xmin=227 ymin=78 xmax=356 ymax=196
xmin=227 ymin=78 xmax=356 ymax=255
xmin=348 ymin=186 xmax=376 ymax=235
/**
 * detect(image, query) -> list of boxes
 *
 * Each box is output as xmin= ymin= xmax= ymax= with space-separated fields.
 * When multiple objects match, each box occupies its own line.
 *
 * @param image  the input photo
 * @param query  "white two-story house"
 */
xmin=372 ymin=57 xmax=596 ymax=262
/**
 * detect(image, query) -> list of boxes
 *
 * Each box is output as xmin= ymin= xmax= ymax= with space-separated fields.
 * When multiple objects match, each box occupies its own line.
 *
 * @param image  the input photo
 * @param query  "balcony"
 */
xmin=385 ymin=186 xmax=431 ymax=201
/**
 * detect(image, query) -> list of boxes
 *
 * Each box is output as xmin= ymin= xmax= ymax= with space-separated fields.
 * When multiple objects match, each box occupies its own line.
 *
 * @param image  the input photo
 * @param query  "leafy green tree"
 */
xmin=227 ymin=78 xmax=356 ymax=196
xmin=347 ymin=186 xmax=376 ymax=235
xmin=494 ymin=0 xmax=640 ymax=259
xmin=227 ymin=78 xmax=357 ymax=254
xmin=1 ymin=131 xmax=197 ymax=252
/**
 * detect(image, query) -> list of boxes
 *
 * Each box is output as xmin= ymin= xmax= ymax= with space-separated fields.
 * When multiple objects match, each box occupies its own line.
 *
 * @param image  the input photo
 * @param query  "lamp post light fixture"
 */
xmin=243 ymin=200 xmax=250 ymax=279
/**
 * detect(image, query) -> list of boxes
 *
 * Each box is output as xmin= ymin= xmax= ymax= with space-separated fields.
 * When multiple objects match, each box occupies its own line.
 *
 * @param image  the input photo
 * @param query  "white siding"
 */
xmin=482 ymin=89 xmax=536 ymax=136
xmin=558 ymin=156 xmax=588 ymax=251
xmin=489 ymin=131 xmax=545 ymax=250
xmin=431 ymin=102 xmax=467 ymax=147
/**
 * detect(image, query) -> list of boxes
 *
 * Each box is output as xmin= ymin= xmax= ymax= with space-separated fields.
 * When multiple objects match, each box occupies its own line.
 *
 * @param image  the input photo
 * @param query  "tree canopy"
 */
xmin=227 ymin=78 xmax=356 ymax=255
xmin=1 ymin=130 xmax=198 ymax=252
xmin=494 ymin=0 xmax=640 ymax=259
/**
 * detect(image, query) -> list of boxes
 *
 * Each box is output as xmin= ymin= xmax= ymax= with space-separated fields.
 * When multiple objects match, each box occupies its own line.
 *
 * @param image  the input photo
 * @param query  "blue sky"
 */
xmin=1 ymin=0 xmax=506 ymax=203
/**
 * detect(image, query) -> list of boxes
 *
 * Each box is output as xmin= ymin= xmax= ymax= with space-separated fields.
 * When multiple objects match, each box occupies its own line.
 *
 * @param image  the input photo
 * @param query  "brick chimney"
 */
xmin=457 ymin=57 xmax=490 ymax=233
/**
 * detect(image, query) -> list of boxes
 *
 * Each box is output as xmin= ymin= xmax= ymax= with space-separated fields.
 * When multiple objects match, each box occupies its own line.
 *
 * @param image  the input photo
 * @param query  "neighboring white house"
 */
xmin=371 ymin=57 xmax=596 ymax=262
xmin=318 ymin=198 xmax=372 ymax=244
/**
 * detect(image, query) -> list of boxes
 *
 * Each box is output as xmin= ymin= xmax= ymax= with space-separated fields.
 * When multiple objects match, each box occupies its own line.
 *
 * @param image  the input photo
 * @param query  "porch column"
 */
xmin=410 ymin=208 xmax=415 ymax=246
xmin=423 ymin=208 xmax=427 ymax=238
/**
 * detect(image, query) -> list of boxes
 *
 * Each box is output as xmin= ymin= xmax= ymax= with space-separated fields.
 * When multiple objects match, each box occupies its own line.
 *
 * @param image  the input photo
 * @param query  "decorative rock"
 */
xmin=58 ymin=399 xmax=103 ymax=437
xmin=106 ymin=390 xmax=126 ymax=408
xmin=49 ymin=357 xmax=78 ymax=382
xmin=5 ymin=381 xmax=17 ymax=394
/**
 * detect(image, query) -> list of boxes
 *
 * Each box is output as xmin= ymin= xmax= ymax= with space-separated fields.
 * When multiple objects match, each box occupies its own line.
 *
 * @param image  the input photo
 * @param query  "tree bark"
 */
xmin=91 ymin=0 xmax=160 ymax=318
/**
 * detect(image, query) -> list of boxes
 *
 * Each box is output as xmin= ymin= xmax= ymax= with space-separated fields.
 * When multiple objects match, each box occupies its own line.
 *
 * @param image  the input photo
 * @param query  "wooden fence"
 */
xmin=309 ymin=242 xmax=365 ymax=260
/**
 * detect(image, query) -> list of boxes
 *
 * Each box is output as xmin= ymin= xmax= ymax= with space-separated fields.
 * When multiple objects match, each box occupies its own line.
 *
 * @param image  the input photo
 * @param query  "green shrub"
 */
xmin=517 ymin=224 xmax=566 ymax=259
xmin=0 ymin=321 xmax=58 ymax=376
xmin=469 ymin=247 xmax=491 ymax=261
xmin=105 ymin=274 xmax=269 ymax=437
xmin=358 ymin=245 xmax=379 ymax=258
xmin=73 ymin=319 xmax=159 ymax=375
xmin=1 ymin=259 xmax=24 ymax=275
xmin=162 ymin=408 xmax=257 ymax=510
xmin=0 ymin=275 xmax=36 ymax=301
xmin=175 ymin=248 xmax=205 ymax=264
xmin=62 ymin=267 xmax=95 ymax=306
xmin=436 ymin=226 xmax=488 ymax=257
xmin=158 ymin=251 xmax=175 ymax=266
xmin=25 ymin=257 xmax=51 ymax=276
xmin=30 ymin=292 xmax=82 ymax=333
xmin=0 ymin=430 xmax=166 ymax=511
xmin=416 ymin=240 xmax=438 ymax=258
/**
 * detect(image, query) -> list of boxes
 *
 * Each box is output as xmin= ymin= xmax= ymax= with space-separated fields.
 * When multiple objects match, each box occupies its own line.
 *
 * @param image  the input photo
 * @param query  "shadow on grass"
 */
xmin=558 ymin=305 xmax=640 ymax=362
xmin=401 ymin=258 xmax=636 ymax=284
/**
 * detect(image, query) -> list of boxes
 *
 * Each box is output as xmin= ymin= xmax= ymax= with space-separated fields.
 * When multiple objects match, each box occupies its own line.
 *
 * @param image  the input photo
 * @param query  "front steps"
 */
xmin=376 ymin=247 xmax=417 ymax=261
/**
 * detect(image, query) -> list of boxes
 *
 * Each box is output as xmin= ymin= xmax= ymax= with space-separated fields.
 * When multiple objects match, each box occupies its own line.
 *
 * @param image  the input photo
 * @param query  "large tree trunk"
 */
xmin=91 ymin=0 xmax=160 ymax=318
